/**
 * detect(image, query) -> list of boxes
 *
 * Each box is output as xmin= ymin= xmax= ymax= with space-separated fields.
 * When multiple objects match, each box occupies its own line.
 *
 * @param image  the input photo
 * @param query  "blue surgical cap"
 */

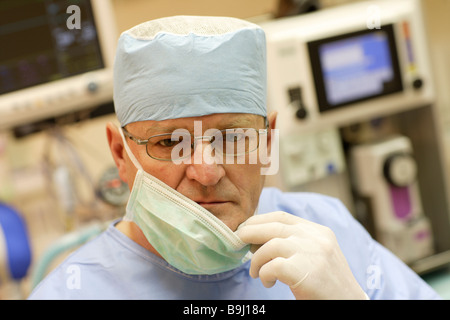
xmin=113 ymin=16 xmax=267 ymax=127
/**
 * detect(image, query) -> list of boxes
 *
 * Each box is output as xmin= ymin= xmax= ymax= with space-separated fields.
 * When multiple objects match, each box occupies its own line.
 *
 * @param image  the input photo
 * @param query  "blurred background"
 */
xmin=0 ymin=0 xmax=450 ymax=299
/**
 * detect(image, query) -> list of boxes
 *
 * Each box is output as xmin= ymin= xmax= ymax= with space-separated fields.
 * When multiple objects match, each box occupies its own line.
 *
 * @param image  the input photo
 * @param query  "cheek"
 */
xmin=228 ymin=164 xmax=265 ymax=205
xmin=143 ymin=162 xmax=185 ymax=189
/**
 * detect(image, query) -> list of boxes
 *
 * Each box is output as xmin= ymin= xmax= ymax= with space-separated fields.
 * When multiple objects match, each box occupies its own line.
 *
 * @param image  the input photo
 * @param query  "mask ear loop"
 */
xmin=118 ymin=127 xmax=147 ymax=222
xmin=119 ymin=127 xmax=144 ymax=171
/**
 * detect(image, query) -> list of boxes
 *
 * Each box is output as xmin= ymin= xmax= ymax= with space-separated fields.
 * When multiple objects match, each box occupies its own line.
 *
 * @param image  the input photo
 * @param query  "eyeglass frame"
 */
xmin=122 ymin=117 xmax=269 ymax=161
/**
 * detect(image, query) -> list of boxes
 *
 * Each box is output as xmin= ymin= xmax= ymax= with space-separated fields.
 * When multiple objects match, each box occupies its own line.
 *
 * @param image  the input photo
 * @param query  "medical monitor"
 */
xmin=0 ymin=0 xmax=117 ymax=130
xmin=308 ymin=25 xmax=404 ymax=112
xmin=261 ymin=0 xmax=434 ymax=132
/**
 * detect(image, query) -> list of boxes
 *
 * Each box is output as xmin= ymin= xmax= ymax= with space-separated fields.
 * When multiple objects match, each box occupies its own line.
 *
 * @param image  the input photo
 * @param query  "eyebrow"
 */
xmin=217 ymin=117 xmax=256 ymax=129
xmin=144 ymin=115 xmax=260 ymax=136
xmin=145 ymin=124 xmax=182 ymax=136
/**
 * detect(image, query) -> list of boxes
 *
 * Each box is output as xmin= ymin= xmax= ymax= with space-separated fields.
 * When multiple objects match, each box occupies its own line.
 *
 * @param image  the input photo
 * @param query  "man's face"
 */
xmin=121 ymin=113 xmax=274 ymax=231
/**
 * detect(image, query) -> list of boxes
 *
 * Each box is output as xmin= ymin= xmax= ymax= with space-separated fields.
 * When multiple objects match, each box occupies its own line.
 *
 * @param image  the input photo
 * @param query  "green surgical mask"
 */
xmin=120 ymin=128 xmax=251 ymax=275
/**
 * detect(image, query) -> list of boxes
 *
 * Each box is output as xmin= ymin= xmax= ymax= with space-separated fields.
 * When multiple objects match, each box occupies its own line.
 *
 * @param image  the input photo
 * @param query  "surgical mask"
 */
xmin=120 ymin=128 xmax=251 ymax=275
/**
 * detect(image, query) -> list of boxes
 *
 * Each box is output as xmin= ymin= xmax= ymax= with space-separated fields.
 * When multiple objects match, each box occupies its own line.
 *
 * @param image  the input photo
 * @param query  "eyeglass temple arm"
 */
xmin=121 ymin=127 xmax=149 ymax=145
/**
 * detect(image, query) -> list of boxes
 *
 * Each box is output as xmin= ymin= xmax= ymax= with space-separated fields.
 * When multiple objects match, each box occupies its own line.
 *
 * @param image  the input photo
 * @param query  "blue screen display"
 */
xmin=319 ymin=31 xmax=395 ymax=106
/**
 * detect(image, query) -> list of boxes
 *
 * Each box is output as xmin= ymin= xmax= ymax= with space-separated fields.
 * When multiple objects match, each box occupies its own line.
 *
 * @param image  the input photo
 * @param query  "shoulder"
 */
xmin=28 ymin=227 xmax=111 ymax=299
xmin=259 ymin=187 xmax=355 ymax=228
xmin=28 ymin=221 xmax=149 ymax=299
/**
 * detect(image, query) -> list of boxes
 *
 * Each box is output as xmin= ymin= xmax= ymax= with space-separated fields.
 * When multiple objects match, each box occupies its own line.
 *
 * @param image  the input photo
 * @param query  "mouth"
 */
xmin=196 ymin=201 xmax=230 ymax=208
xmin=195 ymin=201 xmax=234 ymax=225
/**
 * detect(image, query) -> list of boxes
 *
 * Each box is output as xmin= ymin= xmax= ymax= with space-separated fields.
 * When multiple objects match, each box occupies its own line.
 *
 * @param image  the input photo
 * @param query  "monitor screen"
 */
xmin=308 ymin=24 xmax=403 ymax=112
xmin=0 ymin=0 xmax=104 ymax=95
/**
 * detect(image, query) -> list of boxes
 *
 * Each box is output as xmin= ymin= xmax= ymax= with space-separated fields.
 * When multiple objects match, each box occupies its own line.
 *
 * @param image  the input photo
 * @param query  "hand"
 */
xmin=237 ymin=211 xmax=367 ymax=300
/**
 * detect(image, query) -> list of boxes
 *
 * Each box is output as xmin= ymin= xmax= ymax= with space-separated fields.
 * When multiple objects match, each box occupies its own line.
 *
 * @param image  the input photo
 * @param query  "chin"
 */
xmin=204 ymin=206 xmax=243 ymax=231
xmin=216 ymin=212 xmax=249 ymax=232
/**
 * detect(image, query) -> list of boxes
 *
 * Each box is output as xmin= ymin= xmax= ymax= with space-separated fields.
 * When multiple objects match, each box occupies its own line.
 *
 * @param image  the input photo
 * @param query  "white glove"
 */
xmin=237 ymin=211 xmax=367 ymax=300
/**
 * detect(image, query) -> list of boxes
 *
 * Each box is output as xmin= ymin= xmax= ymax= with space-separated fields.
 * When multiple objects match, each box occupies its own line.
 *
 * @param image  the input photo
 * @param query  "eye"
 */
xmin=158 ymin=138 xmax=178 ymax=147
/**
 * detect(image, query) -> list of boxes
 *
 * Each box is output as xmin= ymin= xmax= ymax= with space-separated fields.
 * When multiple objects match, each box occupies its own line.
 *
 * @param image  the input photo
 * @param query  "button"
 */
xmin=295 ymin=107 xmax=308 ymax=119
xmin=412 ymin=78 xmax=423 ymax=90
xmin=383 ymin=153 xmax=417 ymax=187
xmin=87 ymin=81 xmax=98 ymax=93
xmin=288 ymin=86 xmax=308 ymax=120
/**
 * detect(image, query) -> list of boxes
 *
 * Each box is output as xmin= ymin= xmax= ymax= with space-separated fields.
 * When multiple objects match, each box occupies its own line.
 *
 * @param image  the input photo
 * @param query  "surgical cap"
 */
xmin=113 ymin=16 xmax=267 ymax=127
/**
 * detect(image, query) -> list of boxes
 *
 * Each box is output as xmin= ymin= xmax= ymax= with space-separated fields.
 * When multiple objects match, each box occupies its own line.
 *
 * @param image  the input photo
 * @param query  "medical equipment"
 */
xmin=0 ymin=203 xmax=31 ymax=298
xmin=42 ymin=127 xmax=107 ymax=229
xmin=0 ymin=0 xmax=117 ymax=130
xmin=279 ymin=128 xmax=345 ymax=187
xmin=261 ymin=0 xmax=450 ymax=272
xmin=98 ymin=166 xmax=130 ymax=207
xmin=350 ymin=135 xmax=434 ymax=263
xmin=261 ymin=0 xmax=433 ymax=135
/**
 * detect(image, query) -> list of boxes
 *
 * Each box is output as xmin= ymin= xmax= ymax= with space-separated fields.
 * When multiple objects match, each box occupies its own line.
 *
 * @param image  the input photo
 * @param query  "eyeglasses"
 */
xmin=122 ymin=119 xmax=269 ymax=162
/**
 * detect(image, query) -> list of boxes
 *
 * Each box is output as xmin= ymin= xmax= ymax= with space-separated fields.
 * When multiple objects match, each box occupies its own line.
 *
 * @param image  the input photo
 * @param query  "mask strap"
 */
xmin=119 ymin=127 xmax=144 ymax=171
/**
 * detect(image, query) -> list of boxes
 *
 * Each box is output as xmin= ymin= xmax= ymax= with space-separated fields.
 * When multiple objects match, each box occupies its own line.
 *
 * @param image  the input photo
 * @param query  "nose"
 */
xmin=185 ymin=140 xmax=225 ymax=186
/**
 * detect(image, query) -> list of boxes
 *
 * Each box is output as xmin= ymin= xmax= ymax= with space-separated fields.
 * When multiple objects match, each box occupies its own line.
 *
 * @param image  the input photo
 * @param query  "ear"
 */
xmin=106 ymin=122 xmax=128 ymax=184
xmin=266 ymin=111 xmax=278 ymax=151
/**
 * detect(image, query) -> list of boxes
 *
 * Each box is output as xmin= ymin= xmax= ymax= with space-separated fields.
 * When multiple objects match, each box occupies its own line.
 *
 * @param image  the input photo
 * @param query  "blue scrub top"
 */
xmin=28 ymin=187 xmax=440 ymax=299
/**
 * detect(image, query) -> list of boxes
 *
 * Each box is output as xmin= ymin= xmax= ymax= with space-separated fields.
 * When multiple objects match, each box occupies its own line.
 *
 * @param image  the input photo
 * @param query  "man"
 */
xmin=29 ymin=16 xmax=439 ymax=299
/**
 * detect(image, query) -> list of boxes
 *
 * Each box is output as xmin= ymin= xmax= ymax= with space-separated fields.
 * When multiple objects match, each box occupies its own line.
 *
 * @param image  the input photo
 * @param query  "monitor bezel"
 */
xmin=307 ymin=24 xmax=404 ymax=113
xmin=0 ymin=0 xmax=117 ymax=130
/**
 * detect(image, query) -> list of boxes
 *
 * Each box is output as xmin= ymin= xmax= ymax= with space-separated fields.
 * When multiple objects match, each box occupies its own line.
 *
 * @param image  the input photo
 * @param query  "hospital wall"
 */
xmin=1 ymin=0 xmax=450 ymax=299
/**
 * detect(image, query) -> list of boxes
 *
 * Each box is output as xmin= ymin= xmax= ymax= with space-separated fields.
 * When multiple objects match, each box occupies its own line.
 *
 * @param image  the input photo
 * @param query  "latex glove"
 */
xmin=237 ymin=211 xmax=367 ymax=300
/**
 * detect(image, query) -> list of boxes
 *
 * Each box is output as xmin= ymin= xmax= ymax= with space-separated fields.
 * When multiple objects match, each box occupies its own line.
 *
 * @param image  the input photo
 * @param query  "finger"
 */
xmin=240 ymin=211 xmax=302 ymax=227
xmin=249 ymin=237 xmax=297 ymax=278
xmin=258 ymin=257 xmax=286 ymax=288
xmin=237 ymin=222 xmax=296 ymax=244
xmin=259 ymin=255 xmax=307 ymax=289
